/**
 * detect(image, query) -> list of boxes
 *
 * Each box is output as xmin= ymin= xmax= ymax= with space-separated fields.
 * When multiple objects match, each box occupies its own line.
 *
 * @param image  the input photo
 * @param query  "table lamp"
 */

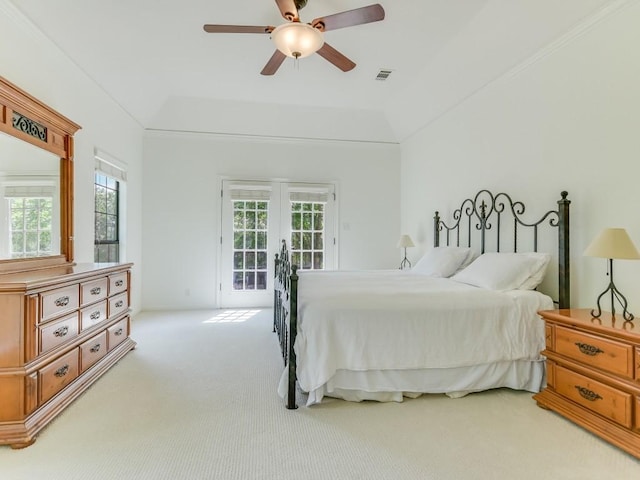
xmin=584 ymin=228 xmax=640 ymax=321
xmin=397 ymin=234 xmax=415 ymax=270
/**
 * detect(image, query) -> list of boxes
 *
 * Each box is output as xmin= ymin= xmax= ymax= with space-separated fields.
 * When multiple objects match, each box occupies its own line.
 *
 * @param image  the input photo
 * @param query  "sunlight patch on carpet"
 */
xmin=203 ymin=309 xmax=261 ymax=324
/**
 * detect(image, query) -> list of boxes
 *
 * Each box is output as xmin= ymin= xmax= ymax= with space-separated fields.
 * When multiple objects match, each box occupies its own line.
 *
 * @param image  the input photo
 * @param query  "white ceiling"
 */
xmin=8 ymin=0 xmax=615 ymax=142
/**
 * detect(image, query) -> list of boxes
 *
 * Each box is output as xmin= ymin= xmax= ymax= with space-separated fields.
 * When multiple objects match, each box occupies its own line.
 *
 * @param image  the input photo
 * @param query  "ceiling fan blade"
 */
xmin=261 ymin=50 xmax=288 ymax=76
xmin=275 ymin=0 xmax=299 ymax=22
xmin=203 ymin=24 xmax=274 ymax=34
xmin=311 ymin=4 xmax=385 ymax=32
xmin=316 ymin=43 xmax=356 ymax=72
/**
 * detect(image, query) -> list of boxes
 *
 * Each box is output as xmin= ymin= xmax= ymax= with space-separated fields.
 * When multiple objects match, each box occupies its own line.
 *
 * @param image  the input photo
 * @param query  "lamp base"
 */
xmin=399 ymin=252 xmax=411 ymax=270
xmin=591 ymin=277 xmax=634 ymax=322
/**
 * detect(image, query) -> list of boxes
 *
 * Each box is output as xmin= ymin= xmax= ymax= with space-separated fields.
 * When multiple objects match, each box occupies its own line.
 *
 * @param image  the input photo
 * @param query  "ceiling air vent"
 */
xmin=375 ymin=69 xmax=393 ymax=81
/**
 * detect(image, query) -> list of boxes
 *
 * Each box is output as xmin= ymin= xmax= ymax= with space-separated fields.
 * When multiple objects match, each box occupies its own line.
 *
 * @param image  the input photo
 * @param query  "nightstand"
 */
xmin=533 ymin=309 xmax=640 ymax=459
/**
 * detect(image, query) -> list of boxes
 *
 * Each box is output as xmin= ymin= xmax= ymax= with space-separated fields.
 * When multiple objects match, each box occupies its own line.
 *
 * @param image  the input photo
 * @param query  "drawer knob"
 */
xmin=54 ymin=364 xmax=70 ymax=377
xmin=114 ymin=328 xmax=124 ymax=336
xmin=90 ymin=287 xmax=102 ymax=295
xmin=54 ymin=296 xmax=70 ymax=307
xmin=90 ymin=311 xmax=101 ymax=320
xmin=115 ymin=280 xmax=124 ymax=287
xmin=575 ymin=385 xmax=603 ymax=402
xmin=90 ymin=343 xmax=101 ymax=353
xmin=574 ymin=342 xmax=604 ymax=356
xmin=115 ymin=300 xmax=124 ymax=308
xmin=53 ymin=326 xmax=69 ymax=337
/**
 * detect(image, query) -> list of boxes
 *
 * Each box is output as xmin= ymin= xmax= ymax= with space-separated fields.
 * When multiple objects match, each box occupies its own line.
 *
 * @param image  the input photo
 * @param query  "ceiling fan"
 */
xmin=203 ymin=0 xmax=385 ymax=75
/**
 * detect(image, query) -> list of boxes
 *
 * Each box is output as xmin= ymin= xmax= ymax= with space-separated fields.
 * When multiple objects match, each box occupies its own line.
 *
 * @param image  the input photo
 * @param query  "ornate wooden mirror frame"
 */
xmin=0 ymin=76 xmax=81 ymax=273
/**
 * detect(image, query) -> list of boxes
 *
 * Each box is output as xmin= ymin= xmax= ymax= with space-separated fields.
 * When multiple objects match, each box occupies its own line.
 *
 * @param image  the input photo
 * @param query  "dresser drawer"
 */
xmin=636 ymin=396 xmax=640 ymax=431
xmin=107 ymin=317 xmax=129 ymax=351
xmin=80 ymin=277 xmax=108 ymax=306
xmin=635 ymin=348 xmax=640 ymax=382
xmin=108 ymin=292 xmax=128 ymax=318
xmin=555 ymin=365 xmax=632 ymax=428
xmin=555 ymin=326 xmax=633 ymax=378
xmin=80 ymin=300 xmax=108 ymax=330
xmin=39 ymin=348 xmax=79 ymax=405
xmin=80 ymin=331 xmax=107 ymax=373
xmin=109 ymin=272 xmax=128 ymax=296
xmin=39 ymin=312 xmax=79 ymax=355
xmin=40 ymin=285 xmax=79 ymax=323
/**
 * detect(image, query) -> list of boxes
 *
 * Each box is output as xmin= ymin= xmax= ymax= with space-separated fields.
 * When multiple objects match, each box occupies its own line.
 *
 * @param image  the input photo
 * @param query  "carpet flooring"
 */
xmin=1 ymin=308 xmax=639 ymax=479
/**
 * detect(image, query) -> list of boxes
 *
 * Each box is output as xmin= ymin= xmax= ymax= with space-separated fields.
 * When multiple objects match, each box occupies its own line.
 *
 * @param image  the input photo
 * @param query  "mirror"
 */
xmin=0 ymin=75 xmax=81 ymax=274
xmin=0 ymin=132 xmax=61 ymax=260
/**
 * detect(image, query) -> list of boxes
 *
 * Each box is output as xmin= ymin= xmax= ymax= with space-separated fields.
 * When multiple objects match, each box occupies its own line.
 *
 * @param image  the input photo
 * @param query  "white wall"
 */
xmin=400 ymin=2 xmax=640 ymax=311
xmin=0 ymin=1 xmax=144 ymax=313
xmin=142 ymin=132 xmax=400 ymax=309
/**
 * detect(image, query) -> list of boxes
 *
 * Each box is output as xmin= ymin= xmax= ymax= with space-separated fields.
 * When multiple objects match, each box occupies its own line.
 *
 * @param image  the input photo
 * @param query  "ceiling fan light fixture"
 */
xmin=271 ymin=22 xmax=324 ymax=59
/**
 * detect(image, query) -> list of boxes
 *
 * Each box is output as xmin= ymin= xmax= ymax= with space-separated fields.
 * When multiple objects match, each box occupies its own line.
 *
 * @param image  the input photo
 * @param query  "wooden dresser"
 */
xmin=0 ymin=263 xmax=135 ymax=448
xmin=534 ymin=309 xmax=640 ymax=458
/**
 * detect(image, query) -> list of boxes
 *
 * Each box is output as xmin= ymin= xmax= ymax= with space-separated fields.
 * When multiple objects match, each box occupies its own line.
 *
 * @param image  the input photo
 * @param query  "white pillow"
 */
xmin=451 ymin=252 xmax=551 ymax=291
xmin=411 ymin=247 xmax=475 ymax=278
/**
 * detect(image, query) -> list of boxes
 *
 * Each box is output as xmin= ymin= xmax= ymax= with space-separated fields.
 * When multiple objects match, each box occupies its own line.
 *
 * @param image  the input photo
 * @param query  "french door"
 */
xmin=219 ymin=180 xmax=336 ymax=307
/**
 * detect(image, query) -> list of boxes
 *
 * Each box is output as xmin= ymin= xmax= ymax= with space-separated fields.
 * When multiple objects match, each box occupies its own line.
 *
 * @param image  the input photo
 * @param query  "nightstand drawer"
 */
xmin=545 ymin=324 xmax=553 ymax=350
xmin=555 ymin=326 xmax=633 ymax=378
xmin=555 ymin=365 xmax=632 ymax=428
xmin=635 ymin=348 xmax=640 ymax=382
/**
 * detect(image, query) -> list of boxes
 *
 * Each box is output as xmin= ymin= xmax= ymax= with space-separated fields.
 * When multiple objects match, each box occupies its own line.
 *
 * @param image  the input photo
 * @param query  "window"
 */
xmin=94 ymin=172 xmax=119 ymax=262
xmin=290 ymin=201 xmax=325 ymax=270
xmin=9 ymin=196 xmax=53 ymax=258
xmin=288 ymin=187 xmax=332 ymax=271
xmin=94 ymin=149 xmax=127 ymax=263
xmin=2 ymin=182 xmax=57 ymax=259
xmin=232 ymin=199 xmax=269 ymax=290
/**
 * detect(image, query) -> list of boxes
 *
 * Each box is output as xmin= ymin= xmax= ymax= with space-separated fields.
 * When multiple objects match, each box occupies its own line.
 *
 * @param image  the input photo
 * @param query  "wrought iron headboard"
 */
xmin=433 ymin=190 xmax=570 ymax=308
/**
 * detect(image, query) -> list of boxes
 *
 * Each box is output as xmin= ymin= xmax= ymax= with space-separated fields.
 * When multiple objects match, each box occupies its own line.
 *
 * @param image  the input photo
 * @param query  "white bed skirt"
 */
xmin=279 ymin=359 xmax=545 ymax=406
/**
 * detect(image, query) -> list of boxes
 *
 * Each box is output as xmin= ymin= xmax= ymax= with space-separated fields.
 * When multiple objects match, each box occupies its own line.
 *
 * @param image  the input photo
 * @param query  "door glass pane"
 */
xmin=234 ymin=252 xmax=244 ymax=269
xmin=256 ymin=231 xmax=267 ymax=250
xmin=232 ymin=200 xmax=268 ymax=291
xmin=257 ymin=251 xmax=267 ymax=269
xmin=245 ymin=272 xmax=255 ymax=290
xmin=290 ymin=200 xmax=326 ymax=271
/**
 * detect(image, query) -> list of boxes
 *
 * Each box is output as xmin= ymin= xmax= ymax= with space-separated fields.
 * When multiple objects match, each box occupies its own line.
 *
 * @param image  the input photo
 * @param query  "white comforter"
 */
xmin=292 ymin=270 xmax=553 ymax=398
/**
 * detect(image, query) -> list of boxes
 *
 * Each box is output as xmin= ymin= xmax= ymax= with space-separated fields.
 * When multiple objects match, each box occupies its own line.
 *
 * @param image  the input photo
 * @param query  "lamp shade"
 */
xmin=271 ymin=22 xmax=324 ymax=59
xmin=584 ymin=228 xmax=640 ymax=260
xmin=397 ymin=235 xmax=415 ymax=248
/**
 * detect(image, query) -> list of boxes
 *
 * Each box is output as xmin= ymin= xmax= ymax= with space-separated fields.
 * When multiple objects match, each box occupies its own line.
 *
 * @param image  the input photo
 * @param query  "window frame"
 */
xmin=93 ymin=171 xmax=120 ymax=263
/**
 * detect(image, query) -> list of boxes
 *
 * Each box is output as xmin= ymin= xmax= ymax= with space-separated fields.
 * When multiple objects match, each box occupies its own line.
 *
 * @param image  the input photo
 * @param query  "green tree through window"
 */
xmin=290 ymin=201 xmax=324 ymax=270
xmin=232 ymin=200 xmax=269 ymax=290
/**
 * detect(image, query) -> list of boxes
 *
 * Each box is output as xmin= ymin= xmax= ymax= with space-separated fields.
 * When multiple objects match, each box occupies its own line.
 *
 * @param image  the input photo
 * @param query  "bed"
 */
xmin=274 ymin=190 xmax=571 ymax=409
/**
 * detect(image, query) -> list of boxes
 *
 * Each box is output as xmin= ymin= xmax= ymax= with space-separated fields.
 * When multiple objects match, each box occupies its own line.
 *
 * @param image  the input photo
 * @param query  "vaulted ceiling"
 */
xmin=9 ymin=0 xmax=613 ymax=142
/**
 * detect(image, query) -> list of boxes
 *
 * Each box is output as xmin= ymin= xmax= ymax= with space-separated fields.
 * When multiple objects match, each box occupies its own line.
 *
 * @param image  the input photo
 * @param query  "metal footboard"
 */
xmin=273 ymin=240 xmax=299 ymax=409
